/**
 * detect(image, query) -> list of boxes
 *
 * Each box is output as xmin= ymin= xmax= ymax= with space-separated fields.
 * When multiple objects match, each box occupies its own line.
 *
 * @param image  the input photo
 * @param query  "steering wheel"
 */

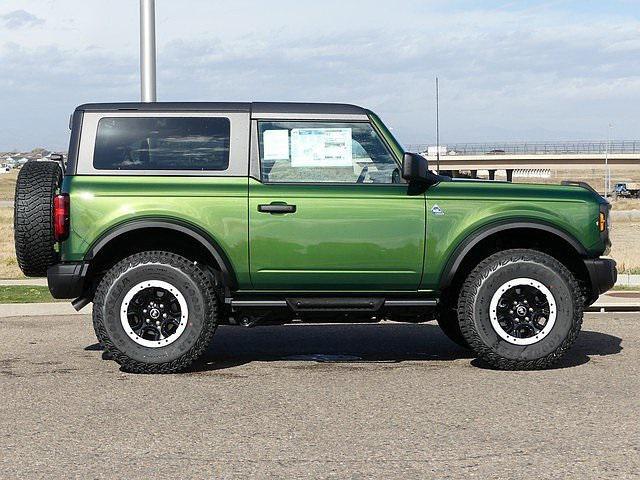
xmin=356 ymin=165 xmax=368 ymax=183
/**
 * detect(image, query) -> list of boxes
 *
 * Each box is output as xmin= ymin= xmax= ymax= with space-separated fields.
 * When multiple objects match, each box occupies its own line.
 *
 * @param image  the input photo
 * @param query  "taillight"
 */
xmin=53 ymin=194 xmax=70 ymax=241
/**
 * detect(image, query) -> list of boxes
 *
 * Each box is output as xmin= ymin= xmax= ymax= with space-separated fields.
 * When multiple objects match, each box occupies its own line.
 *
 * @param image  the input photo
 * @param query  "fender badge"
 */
xmin=431 ymin=204 xmax=445 ymax=216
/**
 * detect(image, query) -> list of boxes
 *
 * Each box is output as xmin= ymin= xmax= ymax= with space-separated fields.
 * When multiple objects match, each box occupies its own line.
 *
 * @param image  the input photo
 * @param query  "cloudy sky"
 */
xmin=0 ymin=0 xmax=639 ymax=150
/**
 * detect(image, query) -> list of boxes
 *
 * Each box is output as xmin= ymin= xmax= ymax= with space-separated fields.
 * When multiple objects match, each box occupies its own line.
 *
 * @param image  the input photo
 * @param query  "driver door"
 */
xmin=248 ymin=119 xmax=426 ymax=291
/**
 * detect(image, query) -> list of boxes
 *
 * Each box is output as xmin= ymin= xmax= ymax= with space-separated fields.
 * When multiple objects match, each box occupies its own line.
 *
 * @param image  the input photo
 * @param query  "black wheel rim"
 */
xmin=120 ymin=280 xmax=188 ymax=347
xmin=489 ymin=278 xmax=557 ymax=345
xmin=495 ymin=285 xmax=550 ymax=339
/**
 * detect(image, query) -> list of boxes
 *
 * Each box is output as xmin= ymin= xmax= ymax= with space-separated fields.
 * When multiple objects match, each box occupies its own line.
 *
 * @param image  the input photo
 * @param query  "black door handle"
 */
xmin=258 ymin=203 xmax=297 ymax=214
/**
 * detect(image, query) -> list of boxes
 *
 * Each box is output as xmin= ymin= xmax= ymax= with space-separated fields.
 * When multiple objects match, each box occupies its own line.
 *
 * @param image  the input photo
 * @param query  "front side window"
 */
xmin=258 ymin=121 xmax=401 ymax=184
xmin=93 ymin=117 xmax=230 ymax=171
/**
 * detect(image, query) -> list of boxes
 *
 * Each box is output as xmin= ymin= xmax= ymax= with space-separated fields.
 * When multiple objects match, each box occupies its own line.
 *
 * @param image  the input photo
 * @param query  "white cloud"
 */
xmin=0 ymin=9 xmax=44 ymax=29
xmin=0 ymin=0 xmax=639 ymax=149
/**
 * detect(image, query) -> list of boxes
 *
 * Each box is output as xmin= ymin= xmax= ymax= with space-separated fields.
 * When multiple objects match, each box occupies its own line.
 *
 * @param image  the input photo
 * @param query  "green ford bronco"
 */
xmin=14 ymin=102 xmax=616 ymax=373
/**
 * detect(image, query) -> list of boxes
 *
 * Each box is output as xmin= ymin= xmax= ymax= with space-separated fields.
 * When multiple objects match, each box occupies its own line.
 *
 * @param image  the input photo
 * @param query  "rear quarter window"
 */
xmin=93 ymin=117 xmax=230 ymax=171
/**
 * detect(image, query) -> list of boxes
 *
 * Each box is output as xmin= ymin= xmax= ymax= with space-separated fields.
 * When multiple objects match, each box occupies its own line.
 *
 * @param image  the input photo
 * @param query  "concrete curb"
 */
xmin=0 ymin=302 xmax=91 ymax=318
xmin=0 ymin=278 xmax=48 ymax=286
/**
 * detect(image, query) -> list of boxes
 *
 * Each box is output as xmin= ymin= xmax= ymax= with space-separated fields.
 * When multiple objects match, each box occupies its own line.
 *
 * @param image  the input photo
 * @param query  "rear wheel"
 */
xmin=92 ymin=251 xmax=218 ymax=373
xmin=458 ymin=249 xmax=583 ymax=370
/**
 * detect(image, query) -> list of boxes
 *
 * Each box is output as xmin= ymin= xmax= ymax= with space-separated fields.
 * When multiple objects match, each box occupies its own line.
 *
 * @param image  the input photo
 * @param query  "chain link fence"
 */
xmin=406 ymin=141 xmax=640 ymax=155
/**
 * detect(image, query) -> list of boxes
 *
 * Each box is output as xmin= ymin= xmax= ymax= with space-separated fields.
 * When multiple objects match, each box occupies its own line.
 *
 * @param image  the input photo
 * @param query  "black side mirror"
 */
xmin=402 ymin=152 xmax=430 ymax=183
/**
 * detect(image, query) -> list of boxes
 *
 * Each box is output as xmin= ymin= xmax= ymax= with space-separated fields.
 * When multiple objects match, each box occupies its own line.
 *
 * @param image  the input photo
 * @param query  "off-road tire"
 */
xmin=437 ymin=307 xmax=469 ymax=349
xmin=458 ymin=249 xmax=583 ymax=370
xmin=14 ymin=161 xmax=62 ymax=276
xmin=92 ymin=251 xmax=218 ymax=373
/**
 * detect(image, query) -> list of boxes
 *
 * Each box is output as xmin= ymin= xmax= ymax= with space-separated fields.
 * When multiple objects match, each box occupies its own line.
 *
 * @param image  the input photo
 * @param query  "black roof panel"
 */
xmin=76 ymin=102 xmax=251 ymax=112
xmin=251 ymin=102 xmax=367 ymax=115
xmin=75 ymin=101 xmax=367 ymax=115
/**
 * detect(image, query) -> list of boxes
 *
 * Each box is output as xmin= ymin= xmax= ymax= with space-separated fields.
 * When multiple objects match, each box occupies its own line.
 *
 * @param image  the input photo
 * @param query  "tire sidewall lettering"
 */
xmin=472 ymin=258 xmax=575 ymax=361
xmin=102 ymin=261 xmax=207 ymax=364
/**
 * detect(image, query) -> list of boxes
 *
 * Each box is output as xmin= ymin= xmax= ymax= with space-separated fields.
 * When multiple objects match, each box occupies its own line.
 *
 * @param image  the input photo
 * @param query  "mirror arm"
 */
xmin=413 ymin=170 xmax=448 ymax=187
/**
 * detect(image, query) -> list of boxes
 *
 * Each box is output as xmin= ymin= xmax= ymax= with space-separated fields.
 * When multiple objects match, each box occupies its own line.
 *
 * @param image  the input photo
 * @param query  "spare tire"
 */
xmin=14 ymin=161 xmax=63 ymax=277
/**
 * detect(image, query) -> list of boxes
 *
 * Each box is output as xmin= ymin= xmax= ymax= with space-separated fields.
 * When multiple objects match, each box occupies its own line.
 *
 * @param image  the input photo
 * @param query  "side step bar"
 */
xmin=229 ymin=298 xmax=438 ymax=310
xmin=230 ymin=300 xmax=288 ymax=308
xmin=383 ymin=299 xmax=439 ymax=307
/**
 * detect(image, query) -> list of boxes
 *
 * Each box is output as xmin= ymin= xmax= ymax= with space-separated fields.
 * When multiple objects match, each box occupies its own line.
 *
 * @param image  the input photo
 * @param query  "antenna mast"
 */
xmin=435 ymin=77 xmax=440 ymax=173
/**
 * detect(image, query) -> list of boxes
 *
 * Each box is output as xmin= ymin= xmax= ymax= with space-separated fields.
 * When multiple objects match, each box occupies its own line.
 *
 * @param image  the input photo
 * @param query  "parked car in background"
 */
xmin=614 ymin=182 xmax=640 ymax=198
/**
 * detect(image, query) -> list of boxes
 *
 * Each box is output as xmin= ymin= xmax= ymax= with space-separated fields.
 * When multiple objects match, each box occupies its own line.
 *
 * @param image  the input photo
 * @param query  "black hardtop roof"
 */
xmin=75 ymin=102 xmax=368 ymax=115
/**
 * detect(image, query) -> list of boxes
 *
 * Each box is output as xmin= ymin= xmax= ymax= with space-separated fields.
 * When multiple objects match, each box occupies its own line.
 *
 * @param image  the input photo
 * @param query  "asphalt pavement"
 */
xmin=0 ymin=312 xmax=638 ymax=479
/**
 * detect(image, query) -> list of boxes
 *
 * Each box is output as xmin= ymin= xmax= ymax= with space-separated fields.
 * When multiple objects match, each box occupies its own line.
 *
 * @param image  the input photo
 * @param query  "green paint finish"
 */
xmin=248 ymin=179 xmax=425 ymax=290
xmin=60 ymin=175 xmax=251 ymax=286
xmin=61 ymin=175 xmax=606 ymax=293
xmin=58 ymin=113 xmax=608 ymax=295
xmin=421 ymin=180 xmax=606 ymax=289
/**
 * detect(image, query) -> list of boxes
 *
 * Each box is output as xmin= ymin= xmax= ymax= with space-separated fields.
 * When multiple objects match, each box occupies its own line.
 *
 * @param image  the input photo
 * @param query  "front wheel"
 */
xmin=93 ymin=251 xmax=218 ymax=373
xmin=458 ymin=249 xmax=583 ymax=370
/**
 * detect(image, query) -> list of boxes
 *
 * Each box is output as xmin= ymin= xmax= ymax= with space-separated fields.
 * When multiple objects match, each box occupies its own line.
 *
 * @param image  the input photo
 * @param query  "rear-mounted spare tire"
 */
xmin=14 ymin=161 xmax=63 ymax=277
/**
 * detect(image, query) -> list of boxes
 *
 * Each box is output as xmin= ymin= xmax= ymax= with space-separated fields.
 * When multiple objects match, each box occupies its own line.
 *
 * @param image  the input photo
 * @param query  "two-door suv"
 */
xmin=14 ymin=102 xmax=616 ymax=373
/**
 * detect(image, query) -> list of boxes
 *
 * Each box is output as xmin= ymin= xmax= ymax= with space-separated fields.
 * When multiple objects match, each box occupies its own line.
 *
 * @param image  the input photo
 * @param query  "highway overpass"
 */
xmin=405 ymin=141 xmax=640 ymax=181
xmin=421 ymin=153 xmax=639 ymax=171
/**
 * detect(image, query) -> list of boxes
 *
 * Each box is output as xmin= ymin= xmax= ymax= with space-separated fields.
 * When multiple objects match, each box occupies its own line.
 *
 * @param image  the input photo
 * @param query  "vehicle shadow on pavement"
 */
xmin=84 ymin=323 xmax=622 ymax=372
xmin=471 ymin=329 xmax=623 ymax=370
xmin=183 ymin=323 xmax=622 ymax=372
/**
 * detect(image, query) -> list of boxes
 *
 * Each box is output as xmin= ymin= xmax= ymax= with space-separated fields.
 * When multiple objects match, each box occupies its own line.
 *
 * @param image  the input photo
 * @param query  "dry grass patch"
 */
xmin=610 ymin=221 xmax=640 ymax=274
xmin=610 ymin=198 xmax=640 ymax=211
xmin=0 ymin=170 xmax=18 ymax=200
xmin=0 ymin=207 xmax=23 ymax=279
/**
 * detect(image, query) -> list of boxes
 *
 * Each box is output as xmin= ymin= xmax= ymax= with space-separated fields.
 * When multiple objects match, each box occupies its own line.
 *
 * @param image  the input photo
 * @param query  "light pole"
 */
xmin=140 ymin=0 xmax=157 ymax=102
xmin=605 ymin=123 xmax=612 ymax=197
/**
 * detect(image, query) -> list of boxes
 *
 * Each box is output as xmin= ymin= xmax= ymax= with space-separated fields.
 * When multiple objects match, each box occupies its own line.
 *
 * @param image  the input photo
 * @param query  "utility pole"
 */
xmin=435 ymin=77 xmax=440 ymax=173
xmin=140 ymin=0 xmax=157 ymax=102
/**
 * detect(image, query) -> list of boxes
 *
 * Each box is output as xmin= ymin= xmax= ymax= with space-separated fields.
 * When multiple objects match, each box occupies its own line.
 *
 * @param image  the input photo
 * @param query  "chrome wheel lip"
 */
xmin=489 ymin=277 xmax=557 ymax=346
xmin=120 ymin=280 xmax=189 ymax=348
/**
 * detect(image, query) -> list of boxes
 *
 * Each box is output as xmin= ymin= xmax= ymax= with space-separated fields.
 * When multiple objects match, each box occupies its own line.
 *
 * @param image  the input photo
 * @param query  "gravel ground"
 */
xmin=0 ymin=313 xmax=638 ymax=479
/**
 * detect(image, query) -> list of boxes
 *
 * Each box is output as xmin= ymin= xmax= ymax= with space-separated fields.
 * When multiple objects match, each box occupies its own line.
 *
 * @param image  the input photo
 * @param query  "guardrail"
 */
xmin=406 ymin=141 xmax=640 ymax=155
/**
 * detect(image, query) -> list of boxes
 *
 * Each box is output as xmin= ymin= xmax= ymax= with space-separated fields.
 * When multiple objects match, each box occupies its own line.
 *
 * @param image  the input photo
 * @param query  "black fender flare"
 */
xmin=439 ymin=220 xmax=588 ymax=290
xmin=84 ymin=218 xmax=238 ymax=289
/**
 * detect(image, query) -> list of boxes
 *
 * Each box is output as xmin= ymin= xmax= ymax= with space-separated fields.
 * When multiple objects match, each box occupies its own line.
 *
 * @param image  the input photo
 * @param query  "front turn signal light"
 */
xmin=598 ymin=212 xmax=606 ymax=232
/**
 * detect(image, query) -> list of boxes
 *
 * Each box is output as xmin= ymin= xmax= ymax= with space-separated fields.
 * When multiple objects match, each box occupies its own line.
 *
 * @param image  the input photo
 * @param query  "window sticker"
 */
xmin=263 ymin=129 xmax=290 ymax=160
xmin=290 ymin=128 xmax=353 ymax=167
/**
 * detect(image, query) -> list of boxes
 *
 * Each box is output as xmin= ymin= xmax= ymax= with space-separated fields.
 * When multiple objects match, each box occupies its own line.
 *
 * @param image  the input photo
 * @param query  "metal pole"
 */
xmin=605 ymin=123 xmax=611 ymax=197
xmin=140 ymin=0 xmax=157 ymax=102
xmin=435 ymin=77 xmax=440 ymax=173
